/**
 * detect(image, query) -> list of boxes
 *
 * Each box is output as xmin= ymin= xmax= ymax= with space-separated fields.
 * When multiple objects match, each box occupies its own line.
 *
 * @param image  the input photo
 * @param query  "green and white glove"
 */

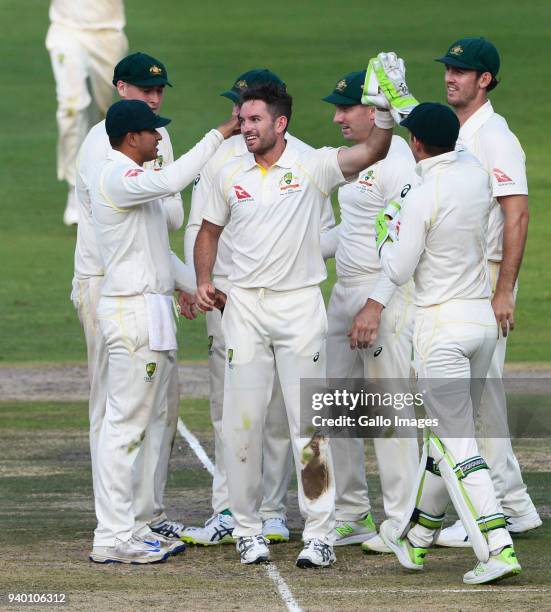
xmin=375 ymin=200 xmax=401 ymax=256
xmin=362 ymin=52 xmax=418 ymax=124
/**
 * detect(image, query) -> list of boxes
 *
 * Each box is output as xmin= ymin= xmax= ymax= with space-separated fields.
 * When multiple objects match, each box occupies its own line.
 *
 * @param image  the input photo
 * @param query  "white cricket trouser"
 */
xmin=46 ymin=23 xmax=128 ymax=186
xmin=408 ymin=299 xmax=512 ymax=552
xmin=71 ymin=276 xmax=108 ymax=500
xmin=327 ymin=278 xmax=419 ymax=522
xmin=207 ymin=277 xmax=293 ymax=517
xmin=94 ymin=295 xmax=175 ymax=546
xmin=475 ymin=262 xmax=536 ymax=518
xmin=222 ymin=285 xmax=335 ymax=542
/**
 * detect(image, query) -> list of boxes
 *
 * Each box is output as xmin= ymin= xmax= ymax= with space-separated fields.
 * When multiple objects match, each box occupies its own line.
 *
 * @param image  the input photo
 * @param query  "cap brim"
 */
xmin=435 ymin=56 xmax=479 ymax=71
xmin=322 ymin=92 xmax=360 ymax=106
xmin=220 ymin=90 xmax=239 ymax=103
xmin=123 ymin=77 xmax=172 ymax=88
xmin=152 ymin=116 xmax=171 ymax=129
xmin=399 ymin=115 xmax=413 ymax=129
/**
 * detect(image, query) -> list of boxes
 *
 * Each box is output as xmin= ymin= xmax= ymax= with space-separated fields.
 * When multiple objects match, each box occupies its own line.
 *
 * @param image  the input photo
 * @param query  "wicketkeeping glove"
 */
xmin=362 ymin=52 xmax=418 ymax=124
xmin=375 ymin=200 xmax=401 ymax=256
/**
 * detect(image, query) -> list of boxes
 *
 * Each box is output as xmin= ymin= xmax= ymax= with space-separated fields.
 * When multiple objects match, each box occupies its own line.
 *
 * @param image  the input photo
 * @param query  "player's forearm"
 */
xmin=338 ymin=111 xmax=393 ymax=179
xmin=495 ymin=196 xmax=529 ymax=292
xmin=194 ymin=223 xmax=221 ymax=286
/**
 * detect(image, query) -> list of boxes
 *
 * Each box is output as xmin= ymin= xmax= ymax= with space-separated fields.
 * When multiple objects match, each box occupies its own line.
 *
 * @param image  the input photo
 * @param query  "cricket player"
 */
xmin=434 ymin=37 xmax=540 ymax=547
xmin=195 ymin=55 xmax=409 ymax=566
xmin=377 ymin=102 xmax=521 ymax=584
xmin=181 ymin=69 xmax=336 ymax=546
xmin=322 ymin=70 xmax=419 ymax=553
xmin=46 ymin=0 xmax=128 ymax=225
xmin=73 ymin=53 xmax=187 ymax=546
xmin=88 ymin=99 xmax=238 ymax=564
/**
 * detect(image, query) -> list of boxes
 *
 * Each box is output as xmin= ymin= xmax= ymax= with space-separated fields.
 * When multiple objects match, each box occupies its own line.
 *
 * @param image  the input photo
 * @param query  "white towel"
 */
xmin=144 ymin=293 xmax=178 ymax=351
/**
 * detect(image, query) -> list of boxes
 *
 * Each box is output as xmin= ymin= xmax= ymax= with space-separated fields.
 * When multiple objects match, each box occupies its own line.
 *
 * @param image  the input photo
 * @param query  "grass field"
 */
xmin=0 ymin=0 xmax=550 ymax=362
xmin=0 ymin=1 xmax=550 ymax=610
xmin=0 ymin=401 xmax=549 ymax=611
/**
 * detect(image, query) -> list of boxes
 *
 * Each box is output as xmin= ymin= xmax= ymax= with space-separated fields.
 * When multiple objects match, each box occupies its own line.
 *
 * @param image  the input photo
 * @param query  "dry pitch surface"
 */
xmin=0 ymin=368 xmax=549 ymax=611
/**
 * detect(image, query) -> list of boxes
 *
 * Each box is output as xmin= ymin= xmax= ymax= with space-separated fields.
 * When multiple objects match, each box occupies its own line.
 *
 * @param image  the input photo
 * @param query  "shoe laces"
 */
xmin=238 ymin=535 xmax=267 ymax=554
xmin=304 ymin=539 xmax=332 ymax=562
xmin=265 ymin=517 xmax=286 ymax=528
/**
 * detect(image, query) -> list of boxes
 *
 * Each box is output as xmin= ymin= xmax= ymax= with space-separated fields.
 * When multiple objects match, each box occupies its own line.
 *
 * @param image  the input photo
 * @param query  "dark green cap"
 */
xmin=400 ymin=102 xmax=460 ymax=147
xmin=323 ymin=70 xmax=366 ymax=105
xmin=436 ymin=37 xmax=500 ymax=77
xmin=105 ymin=100 xmax=171 ymax=137
xmin=220 ymin=69 xmax=285 ymax=103
xmin=112 ymin=52 xmax=172 ymax=88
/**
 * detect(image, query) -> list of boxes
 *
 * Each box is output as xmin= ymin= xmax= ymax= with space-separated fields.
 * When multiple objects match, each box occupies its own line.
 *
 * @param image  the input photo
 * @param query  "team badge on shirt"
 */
xmin=358 ymin=170 xmax=375 ymax=188
xmin=279 ymin=171 xmax=302 ymax=195
xmin=152 ymin=154 xmax=164 ymax=171
xmin=493 ymin=168 xmax=514 ymax=185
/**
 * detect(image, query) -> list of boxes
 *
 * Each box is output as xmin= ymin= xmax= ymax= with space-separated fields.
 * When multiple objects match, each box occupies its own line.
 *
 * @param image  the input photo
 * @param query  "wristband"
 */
xmin=374 ymin=109 xmax=394 ymax=129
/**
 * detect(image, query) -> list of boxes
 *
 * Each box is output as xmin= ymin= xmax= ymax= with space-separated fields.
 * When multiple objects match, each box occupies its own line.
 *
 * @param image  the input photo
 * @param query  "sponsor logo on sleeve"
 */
xmin=124 ymin=168 xmax=144 ymax=178
xmin=493 ymin=168 xmax=514 ymax=185
xmin=233 ymin=185 xmax=254 ymax=202
xmin=400 ymin=183 xmax=412 ymax=198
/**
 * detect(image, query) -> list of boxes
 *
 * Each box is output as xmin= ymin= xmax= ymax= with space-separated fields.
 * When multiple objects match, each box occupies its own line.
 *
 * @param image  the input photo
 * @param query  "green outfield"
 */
xmin=0 ymin=0 xmax=550 ymax=363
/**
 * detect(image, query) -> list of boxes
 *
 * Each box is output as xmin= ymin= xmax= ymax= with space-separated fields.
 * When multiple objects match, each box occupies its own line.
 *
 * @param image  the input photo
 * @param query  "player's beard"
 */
xmin=245 ymin=128 xmax=277 ymax=156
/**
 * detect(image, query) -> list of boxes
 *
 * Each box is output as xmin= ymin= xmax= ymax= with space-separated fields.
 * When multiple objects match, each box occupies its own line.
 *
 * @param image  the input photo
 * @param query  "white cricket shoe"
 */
xmin=181 ymin=512 xmax=235 ymax=545
xmin=361 ymin=534 xmax=391 ymax=554
xmin=506 ymin=510 xmax=542 ymax=533
xmin=262 ymin=517 xmax=290 ymax=543
xmin=379 ymin=520 xmax=426 ymax=571
xmin=463 ymin=546 xmax=521 ymax=584
xmin=63 ymin=187 xmax=78 ymax=226
xmin=237 ymin=535 xmax=270 ymax=564
xmin=89 ymin=535 xmax=169 ymax=564
xmin=334 ymin=512 xmax=377 ymax=546
xmin=296 ymin=539 xmax=336 ymax=568
xmin=435 ymin=520 xmax=471 ymax=548
xmin=149 ymin=532 xmax=186 ymax=556
xmin=149 ymin=518 xmax=186 ymax=540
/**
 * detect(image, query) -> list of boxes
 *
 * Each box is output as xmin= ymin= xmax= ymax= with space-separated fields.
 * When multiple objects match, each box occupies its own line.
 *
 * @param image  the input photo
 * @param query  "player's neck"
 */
xmin=254 ymin=138 xmax=287 ymax=170
xmin=115 ymin=145 xmax=146 ymax=166
xmin=454 ymin=96 xmax=488 ymax=126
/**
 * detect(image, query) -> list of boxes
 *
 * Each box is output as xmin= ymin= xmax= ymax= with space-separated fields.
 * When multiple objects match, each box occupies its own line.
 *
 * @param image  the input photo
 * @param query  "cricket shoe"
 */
xmin=379 ymin=520 xmax=426 ymax=571
xmin=180 ymin=511 xmax=235 ymax=545
xmin=89 ymin=535 xmax=169 ymax=564
xmin=296 ymin=539 xmax=336 ymax=568
xmin=262 ymin=517 xmax=290 ymax=543
xmin=237 ymin=535 xmax=270 ymax=564
xmin=463 ymin=546 xmax=521 ymax=585
xmin=151 ymin=532 xmax=186 ymax=556
xmin=506 ymin=510 xmax=542 ymax=533
xmin=334 ymin=512 xmax=377 ymax=546
xmin=149 ymin=518 xmax=186 ymax=540
xmin=435 ymin=520 xmax=471 ymax=548
xmin=361 ymin=534 xmax=391 ymax=554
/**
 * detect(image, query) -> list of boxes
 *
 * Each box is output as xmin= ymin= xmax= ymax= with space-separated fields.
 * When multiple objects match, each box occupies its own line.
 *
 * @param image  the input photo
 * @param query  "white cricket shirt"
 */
xmin=91 ymin=129 xmax=223 ymax=296
xmin=380 ymin=150 xmax=492 ymax=308
xmin=202 ymin=142 xmax=345 ymax=291
xmin=74 ymin=121 xmax=183 ymax=281
xmin=336 ymin=135 xmax=416 ymax=304
xmin=186 ymin=132 xmax=335 ymax=278
xmin=457 ymin=100 xmax=528 ymax=263
xmin=49 ymin=0 xmax=125 ymax=31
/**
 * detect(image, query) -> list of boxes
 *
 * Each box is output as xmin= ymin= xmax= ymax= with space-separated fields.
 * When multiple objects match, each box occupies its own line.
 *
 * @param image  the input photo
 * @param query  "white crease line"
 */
xmin=177 ymin=418 xmax=214 ymax=475
xmin=312 ymin=588 xmax=547 ymax=594
xmin=177 ymin=417 xmax=303 ymax=612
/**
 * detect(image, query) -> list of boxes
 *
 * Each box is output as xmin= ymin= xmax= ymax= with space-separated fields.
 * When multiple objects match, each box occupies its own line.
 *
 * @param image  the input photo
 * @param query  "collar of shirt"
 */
xmin=241 ymin=136 xmax=300 ymax=172
xmin=106 ymin=148 xmax=140 ymax=167
xmin=415 ymin=150 xmax=458 ymax=178
xmin=458 ymin=100 xmax=494 ymax=143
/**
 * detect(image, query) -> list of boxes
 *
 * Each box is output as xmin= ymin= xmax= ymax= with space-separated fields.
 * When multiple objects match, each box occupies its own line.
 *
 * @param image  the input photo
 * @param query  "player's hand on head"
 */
xmin=491 ymin=288 xmax=515 ymax=337
xmin=347 ymin=299 xmax=384 ymax=349
xmin=217 ymin=115 xmax=241 ymax=139
xmin=178 ymin=290 xmax=198 ymax=320
xmin=195 ymin=282 xmax=217 ymax=312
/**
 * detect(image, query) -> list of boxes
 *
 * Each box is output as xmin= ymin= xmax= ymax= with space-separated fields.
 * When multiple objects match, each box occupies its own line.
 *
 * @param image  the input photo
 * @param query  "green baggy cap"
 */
xmin=435 ymin=37 xmax=500 ymax=77
xmin=105 ymin=99 xmax=171 ymax=137
xmin=113 ymin=52 xmax=172 ymax=87
xmin=220 ymin=69 xmax=285 ymax=103
xmin=400 ymin=102 xmax=460 ymax=148
xmin=322 ymin=70 xmax=366 ymax=105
